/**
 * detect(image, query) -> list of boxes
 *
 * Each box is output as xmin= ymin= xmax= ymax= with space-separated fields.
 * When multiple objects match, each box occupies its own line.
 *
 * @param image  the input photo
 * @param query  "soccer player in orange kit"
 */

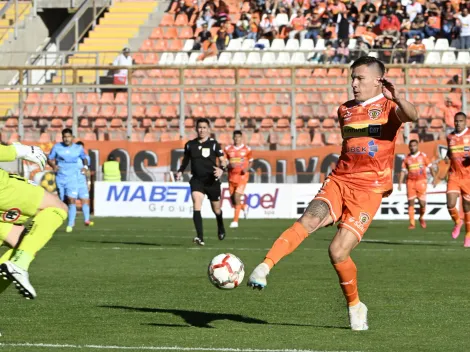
xmin=247 ymin=56 xmax=419 ymax=331
xmin=224 ymin=130 xmax=253 ymax=228
xmin=398 ymin=139 xmax=436 ymax=229
xmin=436 ymin=112 xmax=470 ymax=246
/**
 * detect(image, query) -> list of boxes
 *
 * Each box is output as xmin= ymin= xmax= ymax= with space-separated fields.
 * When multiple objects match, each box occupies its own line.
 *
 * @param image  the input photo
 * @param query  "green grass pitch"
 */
xmin=0 ymin=218 xmax=469 ymax=352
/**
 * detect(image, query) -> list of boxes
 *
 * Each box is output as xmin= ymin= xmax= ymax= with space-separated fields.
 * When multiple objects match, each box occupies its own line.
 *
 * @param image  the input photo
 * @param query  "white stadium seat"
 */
xmin=173 ymin=52 xmax=188 ymax=65
xmin=226 ymin=38 xmax=242 ymax=51
xmin=290 ymin=52 xmax=306 ymax=64
xmin=441 ymin=51 xmax=456 ymax=64
xmin=424 ymin=52 xmax=440 ymax=64
xmin=256 ymin=39 xmax=270 ymax=49
xmin=182 ymin=39 xmax=194 ymax=52
xmin=271 ymin=38 xmax=285 ymax=51
xmin=276 ymin=52 xmax=291 ymax=65
xmin=231 ymin=52 xmax=246 ymax=64
xmin=246 ymin=52 xmax=261 ymax=64
xmin=261 ymin=52 xmax=276 ymax=64
xmin=300 ymin=39 xmax=314 ymax=51
xmin=457 ymin=51 xmax=470 ymax=64
xmin=285 ymin=39 xmax=300 ymax=51
xmin=241 ymin=39 xmax=255 ymax=51
xmin=435 ymin=38 xmax=449 ymax=50
xmin=218 ymin=52 xmax=232 ymax=65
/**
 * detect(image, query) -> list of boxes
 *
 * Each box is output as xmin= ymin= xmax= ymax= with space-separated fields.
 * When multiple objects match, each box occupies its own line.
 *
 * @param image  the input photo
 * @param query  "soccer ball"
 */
xmin=208 ymin=253 xmax=245 ymax=289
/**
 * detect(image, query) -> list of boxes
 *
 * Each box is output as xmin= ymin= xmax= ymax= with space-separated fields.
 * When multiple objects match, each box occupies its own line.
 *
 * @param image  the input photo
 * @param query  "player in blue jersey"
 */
xmin=75 ymin=141 xmax=94 ymax=227
xmin=48 ymin=129 xmax=89 ymax=233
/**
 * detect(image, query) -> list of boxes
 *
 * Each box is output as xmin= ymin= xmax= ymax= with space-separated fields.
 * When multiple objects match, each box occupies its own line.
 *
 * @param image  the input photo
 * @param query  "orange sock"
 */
xmin=464 ymin=211 xmax=470 ymax=234
xmin=333 ymin=257 xmax=359 ymax=306
xmin=263 ymin=222 xmax=309 ymax=269
xmin=234 ymin=205 xmax=241 ymax=222
xmin=408 ymin=206 xmax=415 ymax=226
xmin=448 ymin=207 xmax=461 ymax=224
xmin=419 ymin=205 xmax=426 ymax=219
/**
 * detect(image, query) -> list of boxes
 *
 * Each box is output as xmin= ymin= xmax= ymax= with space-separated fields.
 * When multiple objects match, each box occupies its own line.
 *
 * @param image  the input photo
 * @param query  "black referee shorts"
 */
xmin=189 ymin=178 xmax=221 ymax=202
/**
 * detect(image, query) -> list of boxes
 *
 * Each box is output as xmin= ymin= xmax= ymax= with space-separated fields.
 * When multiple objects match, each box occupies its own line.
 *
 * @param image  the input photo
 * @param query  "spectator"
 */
xmin=305 ymin=13 xmax=322 ymax=44
xmin=288 ymin=9 xmax=307 ymax=40
xmin=196 ymin=7 xmax=216 ymax=28
xmin=447 ymin=74 xmax=462 ymax=93
xmin=259 ymin=11 xmax=277 ymax=40
xmin=214 ymin=0 xmax=230 ymax=26
xmin=112 ymin=47 xmax=133 ymax=86
xmin=406 ymin=13 xmax=425 ymax=38
xmin=392 ymin=36 xmax=407 ymax=63
xmin=197 ymin=38 xmax=218 ymax=61
xmin=378 ymin=36 xmax=394 ymax=63
xmin=327 ymin=0 xmax=347 ymax=16
xmin=394 ymin=2 xmax=406 ymax=22
xmin=362 ymin=24 xmax=377 ymax=47
xmin=455 ymin=8 xmax=470 ymax=49
xmin=406 ymin=0 xmax=423 ymax=23
xmin=443 ymin=97 xmax=460 ymax=134
xmin=408 ymin=35 xmax=426 ymax=63
xmin=379 ymin=11 xmax=401 ymax=39
xmin=349 ymin=37 xmax=369 ymax=60
xmin=192 ymin=22 xmax=212 ymax=51
xmin=320 ymin=41 xmax=336 ymax=63
xmin=175 ymin=0 xmax=196 ymax=22
xmin=333 ymin=40 xmax=350 ymax=63
xmin=424 ymin=9 xmax=441 ymax=38
xmin=345 ymin=0 xmax=359 ymax=23
xmin=234 ymin=19 xmax=249 ymax=38
xmin=376 ymin=0 xmax=389 ymax=25
xmin=418 ymin=127 xmax=435 ymax=142
xmin=246 ymin=19 xmax=259 ymax=40
xmin=442 ymin=3 xmax=456 ymax=42
xmin=215 ymin=23 xmax=230 ymax=51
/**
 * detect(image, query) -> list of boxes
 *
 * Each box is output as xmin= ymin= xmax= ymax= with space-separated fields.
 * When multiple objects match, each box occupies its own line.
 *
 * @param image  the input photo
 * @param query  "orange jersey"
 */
xmin=402 ymin=152 xmax=431 ymax=181
xmin=224 ymin=144 xmax=253 ymax=183
xmin=447 ymin=128 xmax=470 ymax=178
xmin=332 ymin=94 xmax=402 ymax=194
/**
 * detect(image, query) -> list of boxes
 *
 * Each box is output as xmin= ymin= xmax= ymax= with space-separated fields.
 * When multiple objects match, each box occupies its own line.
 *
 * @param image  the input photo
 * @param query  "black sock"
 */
xmin=216 ymin=211 xmax=225 ymax=233
xmin=193 ymin=211 xmax=203 ymax=240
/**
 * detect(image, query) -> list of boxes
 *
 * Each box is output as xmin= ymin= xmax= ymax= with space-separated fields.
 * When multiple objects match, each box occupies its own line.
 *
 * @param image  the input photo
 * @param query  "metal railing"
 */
xmin=0 ymin=64 xmax=468 ymax=148
xmin=55 ymin=0 xmax=111 ymax=52
xmin=0 ymin=0 xmax=30 ymax=41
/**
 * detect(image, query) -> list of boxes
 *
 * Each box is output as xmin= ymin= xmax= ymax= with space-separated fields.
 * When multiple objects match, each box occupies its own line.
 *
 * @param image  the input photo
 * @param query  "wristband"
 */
xmin=83 ymin=165 xmax=89 ymax=170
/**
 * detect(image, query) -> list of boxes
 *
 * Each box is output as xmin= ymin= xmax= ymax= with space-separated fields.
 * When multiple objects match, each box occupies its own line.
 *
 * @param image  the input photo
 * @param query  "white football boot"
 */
xmin=348 ymin=302 xmax=369 ymax=331
xmin=247 ymin=263 xmax=270 ymax=290
xmin=230 ymin=221 xmax=239 ymax=228
xmin=0 ymin=261 xmax=37 ymax=299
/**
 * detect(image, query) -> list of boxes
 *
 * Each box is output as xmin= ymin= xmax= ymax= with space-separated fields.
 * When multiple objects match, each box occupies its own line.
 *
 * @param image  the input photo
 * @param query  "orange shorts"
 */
xmin=447 ymin=176 xmax=470 ymax=200
xmin=406 ymin=179 xmax=427 ymax=200
xmin=314 ymin=176 xmax=383 ymax=241
xmin=229 ymin=181 xmax=247 ymax=195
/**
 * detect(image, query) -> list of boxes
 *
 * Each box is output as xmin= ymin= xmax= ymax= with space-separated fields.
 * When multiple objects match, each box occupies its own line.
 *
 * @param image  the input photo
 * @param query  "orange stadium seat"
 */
xmin=221 ymin=106 xmax=235 ymax=119
xmin=295 ymin=118 xmax=304 ymax=130
xmin=179 ymin=27 xmax=193 ymax=39
xmin=56 ymin=106 xmax=72 ymax=118
xmin=279 ymin=133 xmax=291 ymax=147
xmin=146 ymin=106 xmax=161 ymax=118
xmin=115 ymin=93 xmax=128 ymax=105
xmin=275 ymin=118 xmax=289 ymax=130
xmin=326 ymin=132 xmax=341 ymax=145
xmin=133 ymin=106 xmax=146 ymax=118
xmin=95 ymin=118 xmax=107 ymax=129
xmin=260 ymin=118 xmax=274 ymax=131
xmin=307 ymin=118 xmax=321 ymax=129
xmin=51 ymin=118 xmax=64 ymax=129
xmin=169 ymin=119 xmax=180 ymax=129
xmin=144 ymin=133 xmax=157 ymax=142
xmin=296 ymin=132 xmax=311 ymax=147
xmin=249 ymin=132 xmax=265 ymax=147
xmin=429 ymin=119 xmax=444 ymax=131
xmin=142 ymin=118 xmax=153 ymax=128
xmin=56 ymin=93 xmax=72 ymax=104
xmin=117 ymin=107 xmax=129 ymax=118
xmin=25 ymin=93 xmax=39 ymax=104
xmin=153 ymin=119 xmax=167 ymax=130
xmin=311 ymin=132 xmax=325 ymax=147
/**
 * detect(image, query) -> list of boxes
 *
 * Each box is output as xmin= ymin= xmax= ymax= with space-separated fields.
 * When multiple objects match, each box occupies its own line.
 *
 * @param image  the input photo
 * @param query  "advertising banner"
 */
xmin=95 ymin=182 xmax=450 ymax=220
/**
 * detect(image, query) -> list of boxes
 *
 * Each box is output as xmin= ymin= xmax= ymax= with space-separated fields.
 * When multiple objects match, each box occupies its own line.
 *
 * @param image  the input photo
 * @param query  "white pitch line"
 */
xmin=77 ymin=246 xmax=462 ymax=252
xmin=0 ymin=343 xmax=360 ymax=352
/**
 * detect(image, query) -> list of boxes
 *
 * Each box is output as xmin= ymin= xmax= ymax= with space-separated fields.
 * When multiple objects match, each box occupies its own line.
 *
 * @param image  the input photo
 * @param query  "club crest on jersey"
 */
xmin=202 ymin=148 xmax=210 ymax=158
xmin=359 ymin=212 xmax=370 ymax=224
xmin=368 ymin=108 xmax=382 ymax=120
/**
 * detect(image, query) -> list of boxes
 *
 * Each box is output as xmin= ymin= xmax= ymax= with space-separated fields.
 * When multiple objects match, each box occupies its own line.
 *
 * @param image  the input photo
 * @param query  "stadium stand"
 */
xmin=0 ymin=0 xmax=469 ymax=148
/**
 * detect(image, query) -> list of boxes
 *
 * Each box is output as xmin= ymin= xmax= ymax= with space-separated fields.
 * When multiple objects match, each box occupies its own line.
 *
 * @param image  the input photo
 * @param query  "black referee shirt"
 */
xmin=178 ymin=137 xmax=224 ymax=184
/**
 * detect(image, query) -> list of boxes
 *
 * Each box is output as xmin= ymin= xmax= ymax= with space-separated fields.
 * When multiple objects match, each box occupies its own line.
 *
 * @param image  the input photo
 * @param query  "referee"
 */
xmin=176 ymin=118 xmax=227 ymax=246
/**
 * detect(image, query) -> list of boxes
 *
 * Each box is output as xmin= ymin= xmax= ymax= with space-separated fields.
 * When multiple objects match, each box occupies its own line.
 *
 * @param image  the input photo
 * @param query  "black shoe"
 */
xmin=218 ymin=232 xmax=225 ymax=240
xmin=193 ymin=237 xmax=205 ymax=246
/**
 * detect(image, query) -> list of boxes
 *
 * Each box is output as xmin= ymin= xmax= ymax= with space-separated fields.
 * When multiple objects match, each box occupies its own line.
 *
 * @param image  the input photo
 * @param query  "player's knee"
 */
xmin=298 ymin=214 xmax=323 ymax=233
xmin=328 ymin=242 xmax=350 ymax=263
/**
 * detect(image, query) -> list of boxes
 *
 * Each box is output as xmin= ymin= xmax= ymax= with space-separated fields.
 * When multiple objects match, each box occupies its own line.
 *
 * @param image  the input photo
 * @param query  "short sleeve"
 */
xmin=247 ymin=148 xmax=253 ymax=162
xmin=48 ymin=144 xmax=58 ymax=160
xmin=401 ymin=159 xmax=407 ymax=171
xmin=215 ymin=141 xmax=224 ymax=157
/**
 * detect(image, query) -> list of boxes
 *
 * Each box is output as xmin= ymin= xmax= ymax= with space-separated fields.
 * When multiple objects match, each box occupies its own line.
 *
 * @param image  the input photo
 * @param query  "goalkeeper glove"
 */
xmin=13 ymin=143 xmax=47 ymax=171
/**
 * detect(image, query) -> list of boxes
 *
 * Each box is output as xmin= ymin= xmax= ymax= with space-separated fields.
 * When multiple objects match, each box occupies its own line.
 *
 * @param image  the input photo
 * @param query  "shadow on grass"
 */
xmin=320 ymin=238 xmax=446 ymax=247
xmin=81 ymin=240 xmax=183 ymax=247
xmin=100 ymin=305 xmax=344 ymax=329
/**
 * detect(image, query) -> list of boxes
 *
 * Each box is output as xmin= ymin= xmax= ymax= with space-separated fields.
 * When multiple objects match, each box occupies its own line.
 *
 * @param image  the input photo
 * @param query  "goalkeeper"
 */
xmin=0 ymin=143 xmax=68 ymax=299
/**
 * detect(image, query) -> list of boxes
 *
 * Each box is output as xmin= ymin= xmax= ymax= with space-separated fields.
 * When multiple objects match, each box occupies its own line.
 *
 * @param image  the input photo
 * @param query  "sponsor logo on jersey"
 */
xmin=2 ymin=208 xmax=21 ymax=222
xmin=343 ymin=124 xmax=382 ymax=138
xmin=346 ymin=140 xmax=379 ymax=157
xmin=359 ymin=212 xmax=370 ymax=224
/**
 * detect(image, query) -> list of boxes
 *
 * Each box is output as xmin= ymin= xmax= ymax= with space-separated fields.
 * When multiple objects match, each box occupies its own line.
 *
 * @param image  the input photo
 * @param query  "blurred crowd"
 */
xmin=165 ymin=0 xmax=470 ymax=63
